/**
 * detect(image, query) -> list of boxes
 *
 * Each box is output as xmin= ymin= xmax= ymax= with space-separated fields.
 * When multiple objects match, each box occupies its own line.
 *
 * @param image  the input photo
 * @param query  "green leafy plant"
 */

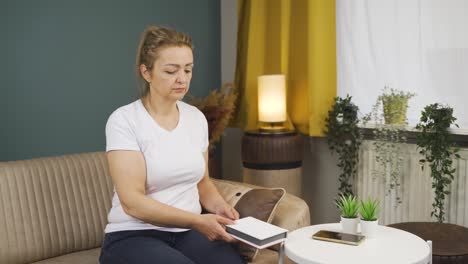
xmin=370 ymin=125 xmax=406 ymax=205
xmin=364 ymin=87 xmax=415 ymax=125
xmin=362 ymin=87 xmax=415 ymax=205
xmin=416 ymin=103 xmax=460 ymax=223
xmin=359 ymin=197 xmax=380 ymax=221
xmin=324 ymin=95 xmax=362 ymax=197
xmin=380 ymin=87 xmax=415 ymax=125
xmin=335 ymin=194 xmax=360 ymax=218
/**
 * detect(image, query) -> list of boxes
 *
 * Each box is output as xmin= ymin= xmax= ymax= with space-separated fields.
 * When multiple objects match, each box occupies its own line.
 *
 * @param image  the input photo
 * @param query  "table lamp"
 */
xmin=258 ymin=74 xmax=288 ymax=133
xmin=241 ymin=74 xmax=303 ymax=197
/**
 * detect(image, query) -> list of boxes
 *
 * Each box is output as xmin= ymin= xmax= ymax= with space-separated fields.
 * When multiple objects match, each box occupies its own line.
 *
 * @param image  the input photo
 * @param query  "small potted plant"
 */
xmin=336 ymin=194 xmax=360 ymax=234
xmin=380 ymin=86 xmax=415 ymax=125
xmin=359 ymin=197 xmax=380 ymax=238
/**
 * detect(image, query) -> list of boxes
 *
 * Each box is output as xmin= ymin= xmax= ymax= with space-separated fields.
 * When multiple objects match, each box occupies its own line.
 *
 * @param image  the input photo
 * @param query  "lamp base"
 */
xmin=241 ymin=130 xmax=304 ymax=197
xmin=259 ymin=127 xmax=287 ymax=134
xmin=258 ymin=122 xmax=289 ymax=134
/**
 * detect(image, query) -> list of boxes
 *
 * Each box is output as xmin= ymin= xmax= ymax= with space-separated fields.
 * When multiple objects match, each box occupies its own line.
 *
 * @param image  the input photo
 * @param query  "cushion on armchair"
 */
xmin=233 ymin=188 xmax=285 ymax=223
xmin=233 ymin=188 xmax=285 ymax=261
xmin=213 ymin=179 xmax=285 ymax=262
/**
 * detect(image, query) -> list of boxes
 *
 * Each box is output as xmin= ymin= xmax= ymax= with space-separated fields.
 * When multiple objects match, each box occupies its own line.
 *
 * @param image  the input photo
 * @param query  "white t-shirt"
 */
xmin=104 ymin=99 xmax=208 ymax=233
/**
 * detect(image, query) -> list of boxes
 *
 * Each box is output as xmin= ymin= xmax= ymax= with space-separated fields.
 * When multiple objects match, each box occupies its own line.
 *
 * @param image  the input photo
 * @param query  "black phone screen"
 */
xmin=312 ymin=230 xmax=365 ymax=245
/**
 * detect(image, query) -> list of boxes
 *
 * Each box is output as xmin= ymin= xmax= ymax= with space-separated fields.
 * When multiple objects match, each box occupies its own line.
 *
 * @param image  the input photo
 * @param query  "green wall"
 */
xmin=1 ymin=0 xmax=221 ymax=161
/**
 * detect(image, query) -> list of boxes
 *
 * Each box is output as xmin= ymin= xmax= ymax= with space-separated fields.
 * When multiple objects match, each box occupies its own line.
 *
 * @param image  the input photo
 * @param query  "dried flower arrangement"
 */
xmin=188 ymin=83 xmax=238 ymax=149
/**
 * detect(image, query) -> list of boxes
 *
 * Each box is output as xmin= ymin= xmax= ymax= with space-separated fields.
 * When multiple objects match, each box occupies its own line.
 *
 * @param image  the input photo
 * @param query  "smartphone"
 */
xmin=312 ymin=230 xmax=365 ymax=246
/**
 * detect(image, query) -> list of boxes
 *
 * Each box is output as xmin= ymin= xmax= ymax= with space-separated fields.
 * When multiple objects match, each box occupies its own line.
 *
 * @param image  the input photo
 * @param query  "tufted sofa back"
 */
xmin=0 ymin=151 xmax=311 ymax=264
xmin=0 ymin=152 xmax=113 ymax=264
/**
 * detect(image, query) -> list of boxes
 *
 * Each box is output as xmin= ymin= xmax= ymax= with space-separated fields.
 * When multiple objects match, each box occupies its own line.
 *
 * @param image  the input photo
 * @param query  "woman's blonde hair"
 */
xmin=135 ymin=25 xmax=193 ymax=97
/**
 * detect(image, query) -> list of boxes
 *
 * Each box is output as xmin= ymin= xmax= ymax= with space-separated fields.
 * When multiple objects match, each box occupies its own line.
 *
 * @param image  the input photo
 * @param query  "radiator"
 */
xmin=356 ymin=141 xmax=468 ymax=227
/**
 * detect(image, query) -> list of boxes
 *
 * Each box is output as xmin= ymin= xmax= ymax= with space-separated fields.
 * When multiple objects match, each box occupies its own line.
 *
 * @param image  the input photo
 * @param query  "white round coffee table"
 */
xmin=284 ymin=223 xmax=431 ymax=264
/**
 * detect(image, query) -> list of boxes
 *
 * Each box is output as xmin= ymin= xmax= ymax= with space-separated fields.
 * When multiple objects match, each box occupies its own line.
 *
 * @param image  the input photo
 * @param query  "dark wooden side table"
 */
xmin=388 ymin=222 xmax=468 ymax=264
xmin=241 ymin=130 xmax=304 ymax=197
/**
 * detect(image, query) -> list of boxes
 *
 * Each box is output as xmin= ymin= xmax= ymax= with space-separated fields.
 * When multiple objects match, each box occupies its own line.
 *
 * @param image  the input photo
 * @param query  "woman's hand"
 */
xmin=214 ymin=203 xmax=240 ymax=220
xmin=193 ymin=214 xmax=236 ymax=242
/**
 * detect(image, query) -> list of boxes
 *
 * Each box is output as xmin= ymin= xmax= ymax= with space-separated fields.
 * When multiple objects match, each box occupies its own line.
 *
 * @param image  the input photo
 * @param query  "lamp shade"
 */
xmin=258 ymin=74 xmax=287 ymax=123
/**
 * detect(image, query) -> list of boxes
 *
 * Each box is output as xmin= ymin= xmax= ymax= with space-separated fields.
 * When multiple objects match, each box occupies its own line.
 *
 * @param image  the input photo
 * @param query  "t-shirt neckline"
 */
xmin=138 ymin=99 xmax=183 ymax=134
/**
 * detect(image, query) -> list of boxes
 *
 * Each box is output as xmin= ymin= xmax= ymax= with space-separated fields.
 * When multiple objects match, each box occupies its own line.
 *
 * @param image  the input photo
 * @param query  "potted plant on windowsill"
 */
xmin=416 ymin=103 xmax=460 ymax=223
xmin=336 ymin=194 xmax=360 ymax=234
xmin=380 ymin=86 xmax=415 ymax=125
xmin=362 ymin=87 xmax=415 ymax=206
xmin=325 ymin=95 xmax=362 ymax=197
xmin=359 ymin=197 xmax=380 ymax=238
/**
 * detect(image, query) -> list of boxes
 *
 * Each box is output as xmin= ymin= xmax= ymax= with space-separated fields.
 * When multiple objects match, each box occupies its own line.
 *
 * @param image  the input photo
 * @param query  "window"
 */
xmin=337 ymin=0 xmax=468 ymax=128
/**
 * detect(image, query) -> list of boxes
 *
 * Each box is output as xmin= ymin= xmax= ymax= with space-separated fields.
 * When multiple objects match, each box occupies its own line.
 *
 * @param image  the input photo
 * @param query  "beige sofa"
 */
xmin=0 ymin=152 xmax=310 ymax=264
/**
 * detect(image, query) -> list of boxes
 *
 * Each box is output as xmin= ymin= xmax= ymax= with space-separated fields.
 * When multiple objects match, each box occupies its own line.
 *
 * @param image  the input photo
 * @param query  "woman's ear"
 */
xmin=140 ymin=64 xmax=152 ymax=83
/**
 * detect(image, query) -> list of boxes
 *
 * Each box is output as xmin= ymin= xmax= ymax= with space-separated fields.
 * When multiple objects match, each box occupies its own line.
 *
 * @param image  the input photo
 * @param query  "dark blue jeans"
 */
xmin=99 ymin=229 xmax=246 ymax=264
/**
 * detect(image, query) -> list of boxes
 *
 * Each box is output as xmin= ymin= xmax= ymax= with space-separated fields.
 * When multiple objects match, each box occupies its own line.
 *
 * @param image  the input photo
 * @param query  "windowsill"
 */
xmin=359 ymin=123 xmax=468 ymax=147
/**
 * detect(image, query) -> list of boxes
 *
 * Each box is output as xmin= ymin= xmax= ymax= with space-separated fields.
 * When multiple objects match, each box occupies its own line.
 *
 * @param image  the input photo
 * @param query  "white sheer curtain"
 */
xmin=337 ymin=0 xmax=468 ymax=128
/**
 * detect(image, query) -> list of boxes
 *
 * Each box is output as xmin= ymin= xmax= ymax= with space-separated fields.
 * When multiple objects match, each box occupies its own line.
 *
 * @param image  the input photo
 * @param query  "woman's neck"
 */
xmin=143 ymin=94 xmax=178 ymax=117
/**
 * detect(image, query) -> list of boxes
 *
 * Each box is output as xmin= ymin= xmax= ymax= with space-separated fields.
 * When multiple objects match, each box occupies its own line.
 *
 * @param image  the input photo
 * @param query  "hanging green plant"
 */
xmin=371 ymin=125 xmax=406 ymax=205
xmin=324 ymin=95 xmax=362 ymax=197
xmin=362 ymin=87 xmax=415 ymax=205
xmin=416 ymin=103 xmax=460 ymax=223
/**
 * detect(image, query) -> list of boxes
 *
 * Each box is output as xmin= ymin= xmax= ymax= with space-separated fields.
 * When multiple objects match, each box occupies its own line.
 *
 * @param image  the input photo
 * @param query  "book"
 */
xmin=226 ymin=216 xmax=288 ymax=249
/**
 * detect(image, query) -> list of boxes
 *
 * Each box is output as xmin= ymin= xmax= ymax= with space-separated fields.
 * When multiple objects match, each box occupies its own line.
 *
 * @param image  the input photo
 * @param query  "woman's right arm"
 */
xmin=107 ymin=150 xmax=235 ymax=241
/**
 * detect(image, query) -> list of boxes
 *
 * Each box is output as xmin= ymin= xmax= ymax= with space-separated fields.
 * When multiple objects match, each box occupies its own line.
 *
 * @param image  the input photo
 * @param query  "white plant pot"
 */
xmin=360 ymin=219 xmax=378 ymax=238
xmin=340 ymin=216 xmax=359 ymax=234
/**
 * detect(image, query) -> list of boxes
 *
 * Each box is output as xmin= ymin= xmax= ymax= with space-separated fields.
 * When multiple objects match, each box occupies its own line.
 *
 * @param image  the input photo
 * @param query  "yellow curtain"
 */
xmin=233 ymin=0 xmax=336 ymax=136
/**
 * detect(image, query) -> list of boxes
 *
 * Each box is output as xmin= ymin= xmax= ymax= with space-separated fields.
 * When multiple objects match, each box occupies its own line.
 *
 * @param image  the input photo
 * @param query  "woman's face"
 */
xmin=142 ymin=45 xmax=193 ymax=101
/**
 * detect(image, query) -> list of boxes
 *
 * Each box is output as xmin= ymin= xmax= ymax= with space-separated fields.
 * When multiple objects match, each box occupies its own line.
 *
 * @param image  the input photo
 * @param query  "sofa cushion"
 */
xmin=212 ymin=179 xmax=285 ymax=262
xmin=234 ymin=188 xmax=285 ymax=262
xmin=0 ymin=152 xmax=113 ymax=264
xmin=212 ymin=179 xmax=310 ymax=232
xmin=233 ymin=188 xmax=285 ymax=223
xmin=32 ymin=248 xmax=100 ymax=264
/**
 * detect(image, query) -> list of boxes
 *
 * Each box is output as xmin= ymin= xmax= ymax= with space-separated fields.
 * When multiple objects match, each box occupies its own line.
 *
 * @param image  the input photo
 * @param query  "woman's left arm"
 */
xmin=198 ymin=151 xmax=239 ymax=220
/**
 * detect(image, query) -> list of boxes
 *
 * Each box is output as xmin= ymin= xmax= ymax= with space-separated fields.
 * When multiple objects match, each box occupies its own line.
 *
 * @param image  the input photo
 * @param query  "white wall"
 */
xmin=220 ymin=0 xmax=341 ymax=224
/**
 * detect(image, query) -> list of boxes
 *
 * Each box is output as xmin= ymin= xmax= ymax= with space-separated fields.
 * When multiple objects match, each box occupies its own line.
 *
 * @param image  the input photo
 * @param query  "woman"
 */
xmin=99 ymin=25 xmax=245 ymax=264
